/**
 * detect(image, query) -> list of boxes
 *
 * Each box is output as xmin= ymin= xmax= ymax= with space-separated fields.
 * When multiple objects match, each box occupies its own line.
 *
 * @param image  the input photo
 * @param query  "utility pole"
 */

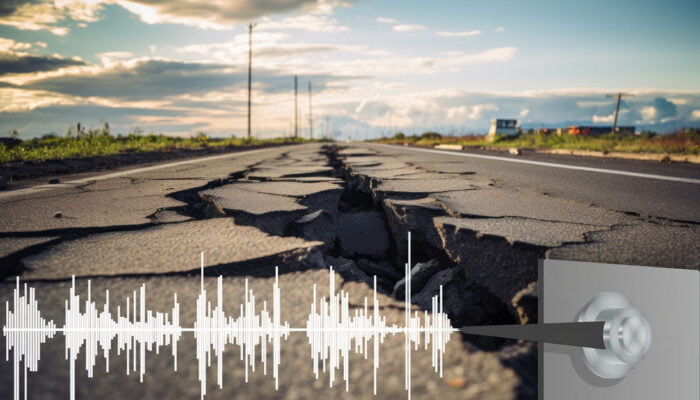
xmin=247 ymin=22 xmax=255 ymax=139
xmin=605 ymin=92 xmax=634 ymax=134
xmin=294 ymin=75 xmax=298 ymax=138
xmin=308 ymin=81 xmax=313 ymax=139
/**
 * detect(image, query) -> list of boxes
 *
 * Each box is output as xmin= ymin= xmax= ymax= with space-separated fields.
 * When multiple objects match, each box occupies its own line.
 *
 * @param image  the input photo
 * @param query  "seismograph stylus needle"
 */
xmin=459 ymin=321 xmax=606 ymax=349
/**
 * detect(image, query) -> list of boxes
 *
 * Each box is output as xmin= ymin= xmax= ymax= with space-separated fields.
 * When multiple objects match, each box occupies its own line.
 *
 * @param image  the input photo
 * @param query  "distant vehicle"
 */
xmin=487 ymin=119 xmax=518 ymax=139
xmin=566 ymin=126 xmax=635 ymax=136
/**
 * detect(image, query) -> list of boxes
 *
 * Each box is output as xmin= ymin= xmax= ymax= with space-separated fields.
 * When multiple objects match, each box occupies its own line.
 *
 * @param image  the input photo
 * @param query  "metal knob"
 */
xmin=577 ymin=292 xmax=652 ymax=379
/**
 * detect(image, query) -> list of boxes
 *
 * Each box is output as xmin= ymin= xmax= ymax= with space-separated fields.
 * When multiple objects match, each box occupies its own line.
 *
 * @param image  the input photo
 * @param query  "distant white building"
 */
xmin=488 ymin=119 xmax=518 ymax=137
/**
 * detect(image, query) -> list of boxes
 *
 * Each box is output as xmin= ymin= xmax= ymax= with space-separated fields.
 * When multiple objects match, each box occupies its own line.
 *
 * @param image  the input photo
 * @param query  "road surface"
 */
xmin=1 ymin=142 xmax=698 ymax=400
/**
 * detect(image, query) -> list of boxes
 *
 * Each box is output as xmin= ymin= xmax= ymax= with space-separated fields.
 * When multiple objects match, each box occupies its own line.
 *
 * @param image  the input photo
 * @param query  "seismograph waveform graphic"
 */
xmin=4 ymin=282 xmax=58 ymax=400
xmin=5 ymin=277 xmax=183 ymax=400
xmin=304 ymin=268 xmax=452 ymax=395
xmin=194 ymin=262 xmax=289 ymax=397
xmin=3 ymin=233 xmax=456 ymax=400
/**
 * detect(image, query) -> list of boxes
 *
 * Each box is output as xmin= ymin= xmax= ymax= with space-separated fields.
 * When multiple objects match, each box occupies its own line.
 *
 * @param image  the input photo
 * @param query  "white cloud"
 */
xmin=691 ymin=110 xmax=700 ymax=120
xmin=376 ymin=17 xmax=398 ymax=23
xmin=446 ymin=104 xmax=499 ymax=120
xmin=0 ymin=0 xmax=103 ymax=35
xmin=496 ymin=26 xmax=505 ymax=32
xmin=577 ymin=100 xmax=613 ymax=108
xmin=445 ymin=106 xmax=467 ymax=120
xmin=435 ymin=30 xmax=482 ymax=37
xmin=115 ymin=1 xmax=222 ymax=30
xmin=667 ymin=98 xmax=689 ymax=105
xmin=298 ymin=47 xmax=517 ymax=78
xmin=592 ymin=113 xmax=615 ymax=123
xmin=114 ymin=0 xmax=352 ymax=31
xmin=97 ymin=51 xmax=135 ymax=65
xmin=0 ymin=2 xmax=68 ymax=35
xmin=469 ymin=104 xmax=499 ymax=119
xmin=393 ymin=24 xmax=426 ymax=32
xmin=354 ymin=100 xmax=390 ymax=117
xmin=172 ymin=33 xmax=370 ymax=66
xmin=442 ymin=47 xmax=517 ymax=68
xmin=640 ymin=105 xmax=657 ymax=121
xmin=56 ymin=0 xmax=104 ymax=22
xmin=0 ymin=88 xmax=79 ymax=113
xmin=257 ymin=14 xmax=349 ymax=33
xmin=0 ymin=38 xmax=28 ymax=52
xmin=9 ymin=41 xmax=31 ymax=51
xmin=519 ymin=108 xmax=530 ymax=117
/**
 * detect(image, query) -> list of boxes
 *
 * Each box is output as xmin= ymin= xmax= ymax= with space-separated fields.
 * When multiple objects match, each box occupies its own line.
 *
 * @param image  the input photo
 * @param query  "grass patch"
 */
xmin=0 ymin=130 xmax=323 ymax=163
xmin=374 ymin=129 xmax=700 ymax=155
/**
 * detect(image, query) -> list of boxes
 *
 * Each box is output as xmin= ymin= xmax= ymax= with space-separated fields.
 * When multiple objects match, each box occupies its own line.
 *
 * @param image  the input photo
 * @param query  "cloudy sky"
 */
xmin=1 ymin=0 xmax=699 ymax=139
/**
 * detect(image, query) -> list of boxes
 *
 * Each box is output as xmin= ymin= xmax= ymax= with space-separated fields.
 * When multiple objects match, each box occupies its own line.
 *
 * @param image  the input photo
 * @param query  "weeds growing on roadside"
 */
xmin=373 ymin=129 xmax=700 ymax=155
xmin=0 ymin=125 xmax=322 ymax=163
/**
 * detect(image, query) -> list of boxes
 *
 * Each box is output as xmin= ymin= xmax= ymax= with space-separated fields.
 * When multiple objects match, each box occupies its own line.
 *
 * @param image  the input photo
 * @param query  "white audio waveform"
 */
xmin=3 ymin=233 xmax=457 ymax=400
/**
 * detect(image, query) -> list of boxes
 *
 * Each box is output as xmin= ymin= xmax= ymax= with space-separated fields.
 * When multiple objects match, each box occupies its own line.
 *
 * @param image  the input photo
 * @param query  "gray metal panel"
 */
xmin=541 ymin=259 xmax=699 ymax=400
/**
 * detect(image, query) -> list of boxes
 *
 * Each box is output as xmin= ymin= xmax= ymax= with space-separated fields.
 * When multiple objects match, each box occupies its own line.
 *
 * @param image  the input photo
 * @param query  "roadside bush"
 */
xmin=421 ymin=131 xmax=442 ymax=140
xmin=372 ymin=130 xmax=699 ymax=155
xmin=0 ymin=124 xmax=319 ymax=163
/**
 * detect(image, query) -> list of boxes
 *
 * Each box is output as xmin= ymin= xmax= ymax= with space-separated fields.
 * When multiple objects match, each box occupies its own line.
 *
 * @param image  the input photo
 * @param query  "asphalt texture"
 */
xmin=1 ymin=142 xmax=698 ymax=399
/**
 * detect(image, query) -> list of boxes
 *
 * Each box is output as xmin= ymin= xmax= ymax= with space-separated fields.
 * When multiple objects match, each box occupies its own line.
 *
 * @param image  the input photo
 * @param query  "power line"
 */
xmin=246 ymin=22 xmax=255 ymax=139
xmin=308 ymin=81 xmax=313 ymax=139
xmin=294 ymin=75 xmax=298 ymax=139
xmin=605 ymin=92 xmax=634 ymax=134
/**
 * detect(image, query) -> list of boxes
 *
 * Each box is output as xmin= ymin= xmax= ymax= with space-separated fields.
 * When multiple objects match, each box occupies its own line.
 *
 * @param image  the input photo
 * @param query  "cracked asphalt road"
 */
xmin=1 ymin=142 xmax=698 ymax=399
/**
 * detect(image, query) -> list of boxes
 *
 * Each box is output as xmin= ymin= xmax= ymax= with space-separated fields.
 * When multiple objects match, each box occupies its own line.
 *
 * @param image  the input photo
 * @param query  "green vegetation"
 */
xmin=0 ymin=123 xmax=322 ymax=163
xmin=375 ymin=129 xmax=700 ymax=155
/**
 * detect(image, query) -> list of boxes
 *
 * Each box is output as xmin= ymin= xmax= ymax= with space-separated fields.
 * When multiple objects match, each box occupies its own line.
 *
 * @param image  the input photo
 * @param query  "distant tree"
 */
xmin=421 ymin=131 xmax=442 ymax=140
xmin=9 ymin=129 xmax=18 ymax=139
xmin=679 ymin=127 xmax=700 ymax=138
xmin=393 ymin=132 xmax=405 ymax=139
xmin=129 ymin=127 xmax=143 ymax=137
xmin=194 ymin=132 xmax=209 ymax=146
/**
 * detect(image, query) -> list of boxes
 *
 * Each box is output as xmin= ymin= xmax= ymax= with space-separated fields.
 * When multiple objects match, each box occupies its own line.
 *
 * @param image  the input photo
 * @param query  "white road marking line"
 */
xmin=0 ymin=147 xmax=274 ymax=201
xmin=376 ymin=144 xmax=700 ymax=184
xmin=66 ymin=148 xmax=271 ymax=183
